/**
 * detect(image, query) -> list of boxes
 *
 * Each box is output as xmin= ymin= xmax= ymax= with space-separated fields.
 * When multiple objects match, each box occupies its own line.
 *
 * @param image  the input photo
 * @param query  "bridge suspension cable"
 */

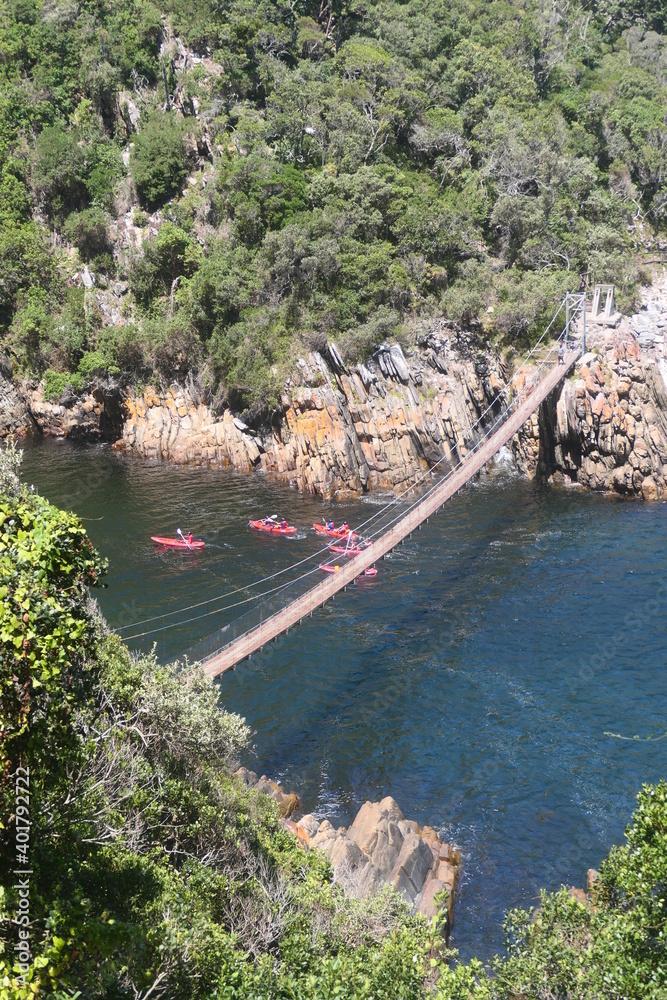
xmin=202 ymin=339 xmax=584 ymax=676
xmin=116 ymin=295 xmax=583 ymax=642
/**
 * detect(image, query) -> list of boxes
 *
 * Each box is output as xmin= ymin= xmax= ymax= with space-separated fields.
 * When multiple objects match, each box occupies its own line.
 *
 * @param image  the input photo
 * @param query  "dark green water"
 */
xmin=21 ymin=437 xmax=667 ymax=960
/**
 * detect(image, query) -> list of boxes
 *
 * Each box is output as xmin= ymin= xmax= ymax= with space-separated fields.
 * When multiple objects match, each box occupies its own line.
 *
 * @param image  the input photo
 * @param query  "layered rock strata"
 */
xmin=236 ymin=767 xmax=460 ymax=936
xmin=0 ymin=375 xmax=126 ymax=443
xmin=114 ymin=335 xmax=504 ymax=498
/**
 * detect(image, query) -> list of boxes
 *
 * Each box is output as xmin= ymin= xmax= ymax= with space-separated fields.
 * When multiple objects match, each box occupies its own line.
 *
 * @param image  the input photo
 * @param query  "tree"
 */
xmin=31 ymin=126 xmax=87 ymax=222
xmin=131 ymin=112 xmax=188 ymax=209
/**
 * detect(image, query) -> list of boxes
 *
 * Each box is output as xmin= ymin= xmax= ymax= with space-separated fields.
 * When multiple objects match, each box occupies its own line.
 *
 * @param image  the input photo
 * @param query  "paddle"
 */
xmin=177 ymin=528 xmax=192 ymax=549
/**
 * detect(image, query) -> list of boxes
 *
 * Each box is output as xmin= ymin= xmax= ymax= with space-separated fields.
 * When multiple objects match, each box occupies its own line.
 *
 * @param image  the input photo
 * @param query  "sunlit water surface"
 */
xmin=21 ymin=437 xmax=667 ymax=960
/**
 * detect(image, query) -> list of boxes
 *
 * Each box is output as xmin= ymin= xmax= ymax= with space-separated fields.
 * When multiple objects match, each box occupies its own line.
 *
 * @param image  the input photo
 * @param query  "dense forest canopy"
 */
xmin=1 ymin=0 xmax=667 ymax=412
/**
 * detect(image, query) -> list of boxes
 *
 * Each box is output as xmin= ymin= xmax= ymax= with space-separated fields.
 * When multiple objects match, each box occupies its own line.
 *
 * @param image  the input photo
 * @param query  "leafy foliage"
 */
xmin=131 ymin=112 xmax=189 ymax=209
xmin=0 ymin=476 xmax=432 ymax=998
xmin=0 ymin=0 xmax=665 ymax=399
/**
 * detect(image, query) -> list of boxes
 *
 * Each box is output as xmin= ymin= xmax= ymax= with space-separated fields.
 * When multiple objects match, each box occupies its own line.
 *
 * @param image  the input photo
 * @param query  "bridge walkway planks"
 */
xmin=202 ymin=352 xmax=578 ymax=679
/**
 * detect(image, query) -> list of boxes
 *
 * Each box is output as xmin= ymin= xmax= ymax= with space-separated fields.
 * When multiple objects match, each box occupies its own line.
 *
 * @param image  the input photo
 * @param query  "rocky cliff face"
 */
xmin=7 ymin=276 xmax=667 ymax=501
xmin=114 ymin=329 xmax=506 ymax=499
xmin=514 ymin=278 xmax=667 ymax=500
xmin=0 ymin=359 xmax=32 ymax=439
xmin=0 ymin=373 xmax=126 ymax=444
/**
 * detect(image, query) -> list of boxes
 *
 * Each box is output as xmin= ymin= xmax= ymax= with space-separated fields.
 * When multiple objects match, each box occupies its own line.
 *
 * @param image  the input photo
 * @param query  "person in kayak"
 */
xmin=280 ymin=518 xmax=288 ymax=529
xmin=186 ymin=532 xmax=193 ymax=544
xmin=340 ymin=522 xmax=350 ymax=533
xmin=326 ymin=519 xmax=335 ymax=531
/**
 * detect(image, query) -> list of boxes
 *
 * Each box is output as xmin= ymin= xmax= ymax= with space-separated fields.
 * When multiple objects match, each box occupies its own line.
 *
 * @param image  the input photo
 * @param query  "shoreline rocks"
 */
xmin=6 ymin=274 xmax=667 ymax=501
xmin=514 ymin=315 xmax=667 ymax=499
xmin=113 ymin=331 xmax=503 ymax=499
xmin=236 ymin=767 xmax=461 ymax=937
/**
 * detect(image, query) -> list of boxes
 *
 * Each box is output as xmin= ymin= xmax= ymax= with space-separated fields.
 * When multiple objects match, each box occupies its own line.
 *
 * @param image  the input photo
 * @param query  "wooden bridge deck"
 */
xmin=202 ymin=352 xmax=578 ymax=679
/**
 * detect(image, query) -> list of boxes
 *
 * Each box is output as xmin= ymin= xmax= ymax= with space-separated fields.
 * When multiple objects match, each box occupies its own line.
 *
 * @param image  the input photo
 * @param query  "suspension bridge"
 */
xmin=116 ymin=294 xmax=587 ymax=678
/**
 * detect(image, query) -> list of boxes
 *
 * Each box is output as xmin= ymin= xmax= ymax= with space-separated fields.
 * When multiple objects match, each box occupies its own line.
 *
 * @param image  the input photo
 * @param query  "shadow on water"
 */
xmin=20 ymin=437 xmax=667 ymax=961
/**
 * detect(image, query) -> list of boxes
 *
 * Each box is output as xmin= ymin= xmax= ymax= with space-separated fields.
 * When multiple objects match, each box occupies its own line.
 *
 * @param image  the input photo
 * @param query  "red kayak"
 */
xmin=313 ymin=523 xmax=358 ymax=540
xmin=329 ymin=540 xmax=373 ymax=556
xmin=249 ymin=519 xmax=297 ymax=535
xmin=151 ymin=535 xmax=205 ymax=550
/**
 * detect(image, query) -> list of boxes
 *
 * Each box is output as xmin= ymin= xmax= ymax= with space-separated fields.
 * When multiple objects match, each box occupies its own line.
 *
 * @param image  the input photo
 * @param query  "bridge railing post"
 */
xmin=582 ymin=292 xmax=587 ymax=354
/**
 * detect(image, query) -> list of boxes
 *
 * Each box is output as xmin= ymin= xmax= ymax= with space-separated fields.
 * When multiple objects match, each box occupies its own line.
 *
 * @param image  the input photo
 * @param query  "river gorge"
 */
xmin=19 ymin=436 xmax=667 ymax=961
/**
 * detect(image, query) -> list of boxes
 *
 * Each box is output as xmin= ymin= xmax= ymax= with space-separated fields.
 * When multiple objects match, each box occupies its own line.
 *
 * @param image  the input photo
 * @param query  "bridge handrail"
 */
xmin=201 ymin=336 xmax=582 ymax=669
xmin=119 ymin=295 xmax=584 ymax=644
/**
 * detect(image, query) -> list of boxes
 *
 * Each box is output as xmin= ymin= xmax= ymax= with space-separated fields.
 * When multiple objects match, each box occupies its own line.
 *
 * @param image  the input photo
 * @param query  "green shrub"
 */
xmin=31 ymin=125 xmax=87 ymax=221
xmin=43 ymin=368 xmax=83 ymax=400
xmin=0 ymin=161 xmax=31 ymax=226
xmin=132 ymin=208 xmax=149 ymax=227
xmin=63 ymin=207 xmax=112 ymax=263
xmin=131 ymin=112 xmax=188 ymax=209
xmin=8 ymin=296 xmax=53 ymax=371
xmin=77 ymin=349 xmax=120 ymax=379
xmin=0 ymin=224 xmax=56 ymax=327
xmin=130 ymin=223 xmax=202 ymax=307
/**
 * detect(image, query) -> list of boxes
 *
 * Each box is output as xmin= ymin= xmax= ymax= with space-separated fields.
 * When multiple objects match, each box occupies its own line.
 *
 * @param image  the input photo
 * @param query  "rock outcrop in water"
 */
xmin=236 ymin=767 xmax=460 ymax=937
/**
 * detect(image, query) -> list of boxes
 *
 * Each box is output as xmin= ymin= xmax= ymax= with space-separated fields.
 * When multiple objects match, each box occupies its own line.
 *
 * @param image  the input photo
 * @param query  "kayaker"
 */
xmin=186 ymin=532 xmax=193 ymax=544
xmin=340 ymin=522 xmax=349 ymax=533
xmin=326 ymin=519 xmax=334 ymax=531
xmin=280 ymin=518 xmax=288 ymax=529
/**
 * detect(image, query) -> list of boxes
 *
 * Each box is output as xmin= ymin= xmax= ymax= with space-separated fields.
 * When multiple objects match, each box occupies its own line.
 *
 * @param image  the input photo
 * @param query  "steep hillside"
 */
xmin=1 ymin=0 xmax=666 ymax=420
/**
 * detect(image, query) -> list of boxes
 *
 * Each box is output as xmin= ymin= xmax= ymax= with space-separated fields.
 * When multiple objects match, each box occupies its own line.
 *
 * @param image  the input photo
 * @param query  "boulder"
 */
xmin=641 ymin=476 xmax=660 ymax=500
xmin=436 ymin=860 xmax=458 ymax=893
xmin=347 ymin=797 xmax=405 ymax=877
xmin=416 ymin=877 xmax=444 ymax=919
xmin=389 ymin=344 xmax=410 ymax=383
xmin=355 ymin=860 xmax=384 ymax=897
xmin=235 ymin=766 xmax=258 ymax=787
xmin=310 ymin=819 xmax=338 ymax=850
xmin=388 ymin=833 xmax=436 ymax=904
xmin=328 ymin=834 xmax=365 ymax=871
xmin=299 ymin=814 xmax=320 ymax=838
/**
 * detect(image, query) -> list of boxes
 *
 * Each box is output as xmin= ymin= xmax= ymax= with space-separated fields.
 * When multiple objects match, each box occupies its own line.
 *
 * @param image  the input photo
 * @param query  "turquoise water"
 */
xmin=21 ymin=438 xmax=667 ymax=960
